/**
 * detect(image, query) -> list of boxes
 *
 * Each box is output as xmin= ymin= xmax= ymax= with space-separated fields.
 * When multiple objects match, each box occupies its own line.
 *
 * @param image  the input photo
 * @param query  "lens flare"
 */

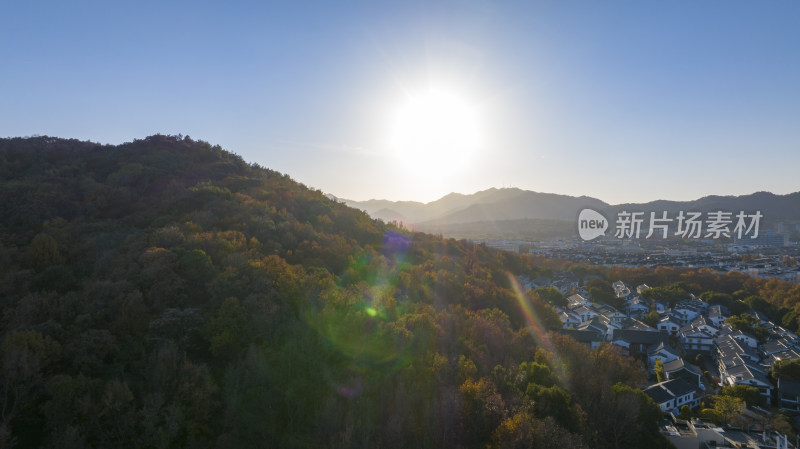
xmin=302 ymin=231 xmax=417 ymax=398
xmin=506 ymin=272 xmax=568 ymax=386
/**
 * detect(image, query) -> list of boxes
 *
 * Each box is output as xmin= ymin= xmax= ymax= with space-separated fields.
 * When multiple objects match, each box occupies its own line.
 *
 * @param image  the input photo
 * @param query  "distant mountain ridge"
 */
xmin=337 ymin=188 xmax=610 ymax=224
xmin=609 ymin=191 xmax=800 ymax=223
xmin=339 ymin=188 xmax=800 ymax=238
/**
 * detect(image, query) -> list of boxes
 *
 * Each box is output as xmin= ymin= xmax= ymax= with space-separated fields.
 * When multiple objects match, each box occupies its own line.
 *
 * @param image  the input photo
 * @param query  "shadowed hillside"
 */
xmin=0 ymin=135 xmax=669 ymax=449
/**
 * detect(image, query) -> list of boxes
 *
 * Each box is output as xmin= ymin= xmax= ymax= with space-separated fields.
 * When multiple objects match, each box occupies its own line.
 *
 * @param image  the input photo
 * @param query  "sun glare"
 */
xmin=388 ymin=87 xmax=483 ymax=179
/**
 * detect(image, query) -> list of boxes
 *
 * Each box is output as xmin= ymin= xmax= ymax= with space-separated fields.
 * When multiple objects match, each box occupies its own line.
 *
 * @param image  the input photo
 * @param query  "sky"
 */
xmin=2 ymin=1 xmax=799 ymax=204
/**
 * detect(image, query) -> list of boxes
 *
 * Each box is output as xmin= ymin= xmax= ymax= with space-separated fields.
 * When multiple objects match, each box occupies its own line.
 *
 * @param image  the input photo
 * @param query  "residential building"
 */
xmin=658 ymin=316 xmax=682 ymax=335
xmin=663 ymin=358 xmax=704 ymax=388
xmin=643 ymin=378 xmax=701 ymax=413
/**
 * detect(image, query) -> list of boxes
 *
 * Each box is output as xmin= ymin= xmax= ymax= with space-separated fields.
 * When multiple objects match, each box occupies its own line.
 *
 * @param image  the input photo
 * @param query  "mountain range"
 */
xmin=338 ymin=188 xmax=800 ymax=239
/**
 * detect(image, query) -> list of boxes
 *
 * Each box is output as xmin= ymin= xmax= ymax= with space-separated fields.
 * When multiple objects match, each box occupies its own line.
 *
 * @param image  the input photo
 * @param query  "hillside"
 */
xmin=0 ymin=135 xmax=669 ymax=449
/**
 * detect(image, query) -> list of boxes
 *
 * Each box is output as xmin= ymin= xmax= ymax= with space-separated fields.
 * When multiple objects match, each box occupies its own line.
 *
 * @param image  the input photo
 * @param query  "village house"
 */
xmin=679 ymin=327 xmax=715 ymax=353
xmin=662 ymin=358 xmax=704 ymax=389
xmin=720 ymin=361 xmax=773 ymax=405
xmin=643 ymin=378 xmax=701 ymax=413
xmin=613 ymin=329 xmax=670 ymax=363
xmin=624 ymin=297 xmax=650 ymax=318
xmin=658 ymin=316 xmax=682 ymax=336
xmin=648 ymin=342 xmax=681 ymax=372
xmin=707 ymin=304 xmax=729 ymax=327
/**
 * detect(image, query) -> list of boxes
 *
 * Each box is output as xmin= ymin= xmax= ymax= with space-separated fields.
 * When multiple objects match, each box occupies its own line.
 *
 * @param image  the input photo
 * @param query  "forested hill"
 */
xmin=0 ymin=135 xmax=669 ymax=449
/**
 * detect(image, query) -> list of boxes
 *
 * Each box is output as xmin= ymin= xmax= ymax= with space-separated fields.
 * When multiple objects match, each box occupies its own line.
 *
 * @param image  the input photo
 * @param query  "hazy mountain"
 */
xmin=342 ymin=188 xmax=800 ymax=239
xmin=608 ymin=191 xmax=800 ymax=224
xmin=426 ymin=191 xmax=609 ymax=224
xmin=341 ymin=188 xmax=610 ymax=224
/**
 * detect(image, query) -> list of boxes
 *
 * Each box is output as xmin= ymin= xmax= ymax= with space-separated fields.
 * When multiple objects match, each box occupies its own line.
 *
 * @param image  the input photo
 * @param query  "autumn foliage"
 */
xmin=0 ymin=136 xmax=673 ymax=448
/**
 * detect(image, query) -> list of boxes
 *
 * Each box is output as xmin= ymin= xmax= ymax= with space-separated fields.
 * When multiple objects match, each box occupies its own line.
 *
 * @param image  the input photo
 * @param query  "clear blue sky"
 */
xmin=2 ymin=1 xmax=799 ymax=204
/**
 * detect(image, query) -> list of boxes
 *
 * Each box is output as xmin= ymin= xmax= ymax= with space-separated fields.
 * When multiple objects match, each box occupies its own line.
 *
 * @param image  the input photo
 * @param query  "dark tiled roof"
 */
xmin=558 ymin=329 xmax=604 ymax=343
xmin=726 ymin=363 xmax=772 ymax=387
xmin=613 ymin=329 xmax=669 ymax=346
xmin=644 ymin=384 xmax=674 ymax=404
xmin=648 ymin=342 xmax=679 ymax=356
xmin=662 ymin=378 xmax=697 ymax=397
xmin=663 ymin=358 xmax=702 ymax=376
xmin=644 ymin=378 xmax=697 ymax=404
xmin=623 ymin=318 xmax=656 ymax=332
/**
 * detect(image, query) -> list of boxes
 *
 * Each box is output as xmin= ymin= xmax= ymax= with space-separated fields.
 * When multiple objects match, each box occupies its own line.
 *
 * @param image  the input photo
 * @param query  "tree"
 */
xmin=533 ymin=287 xmax=566 ymax=309
xmin=781 ymin=309 xmax=800 ymax=332
xmin=772 ymin=359 xmax=800 ymax=382
xmin=26 ymin=233 xmax=63 ymax=270
xmin=712 ymin=395 xmax=744 ymax=426
xmin=640 ymin=283 xmax=689 ymax=307
xmin=694 ymin=353 xmax=705 ymax=367
xmin=725 ymin=313 xmax=758 ymax=333
xmin=721 ymin=384 xmax=762 ymax=407
xmin=679 ymin=405 xmax=692 ymax=420
xmin=459 ymin=377 xmax=507 ymax=447
xmin=524 ymin=384 xmax=573 ymax=427
xmin=701 ymin=291 xmax=748 ymax=315
xmin=600 ymin=384 xmax=668 ymax=449
xmin=1 ymin=330 xmax=61 ymax=445
xmin=654 ymin=358 xmax=665 ymax=383
xmin=493 ymin=414 xmax=586 ymax=449
xmin=206 ymin=297 xmax=248 ymax=359
xmin=699 ymin=408 xmax=723 ymax=425
xmin=585 ymin=279 xmax=619 ymax=308
xmin=643 ymin=311 xmax=660 ymax=328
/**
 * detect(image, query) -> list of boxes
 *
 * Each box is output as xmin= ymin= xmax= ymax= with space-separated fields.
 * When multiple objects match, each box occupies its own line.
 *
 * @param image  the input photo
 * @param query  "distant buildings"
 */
xmin=734 ymin=231 xmax=789 ymax=248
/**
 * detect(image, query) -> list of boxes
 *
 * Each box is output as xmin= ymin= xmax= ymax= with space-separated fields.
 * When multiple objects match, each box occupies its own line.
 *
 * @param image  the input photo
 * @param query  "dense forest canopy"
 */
xmin=8 ymin=135 xmax=800 ymax=448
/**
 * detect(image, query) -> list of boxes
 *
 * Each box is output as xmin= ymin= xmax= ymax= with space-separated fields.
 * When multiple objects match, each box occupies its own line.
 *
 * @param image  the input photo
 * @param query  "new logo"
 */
xmin=578 ymin=208 xmax=608 ymax=241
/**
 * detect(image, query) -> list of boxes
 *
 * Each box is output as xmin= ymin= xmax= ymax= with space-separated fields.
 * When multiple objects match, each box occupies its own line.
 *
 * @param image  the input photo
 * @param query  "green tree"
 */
xmin=772 ymin=359 xmax=800 ymax=382
xmin=459 ymin=377 xmax=507 ymax=447
xmin=206 ymin=297 xmax=248 ymax=359
xmin=534 ymin=286 xmax=566 ymax=309
xmin=1 ymin=330 xmax=62 ymax=445
xmin=781 ymin=309 xmax=800 ymax=332
xmin=586 ymin=279 xmax=619 ymax=308
xmin=643 ymin=310 xmax=660 ymax=328
xmin=713 ymin=395 xmax=744 ymax=426
xmin=641 ymin=284 xmax=688 ymax=308
xmin=493 ymin=414 xmax=586 ymax=449
xmin=524 ymin=383 xmax=573 ymax=428
xmin=679 ymin=405 xmax=692 ymax=420
xmin=654 ymin=358 xmax=665 ymax=383
xmin=458 ymin=355 xmax=478 ymax=383
xmin=26 ymin=233 xmax=63 ymax=270
xmin=721 ymin=384 xmax=762 ymax=407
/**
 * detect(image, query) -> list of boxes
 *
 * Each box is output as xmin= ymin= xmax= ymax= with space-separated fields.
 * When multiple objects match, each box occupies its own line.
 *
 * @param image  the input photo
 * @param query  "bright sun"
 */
xmin=388 ymin=87 xmax=483 ymax=179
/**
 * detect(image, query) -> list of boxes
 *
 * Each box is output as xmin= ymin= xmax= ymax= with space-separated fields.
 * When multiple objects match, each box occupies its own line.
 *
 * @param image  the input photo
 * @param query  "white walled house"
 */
xmin=643 ymin=379 xmax=701 ymax=413
xmin=560 ymin=311 xmax=582 ymax=328
xmin=727 ymin=330 xmax=758 ymax=349
xmin=657 ymin=316 xmax=682 ymax=335
xmin=648 ymin=342 xmax=680 ymax=371
xmin=679 ymin=327 xmax=715 ymax=352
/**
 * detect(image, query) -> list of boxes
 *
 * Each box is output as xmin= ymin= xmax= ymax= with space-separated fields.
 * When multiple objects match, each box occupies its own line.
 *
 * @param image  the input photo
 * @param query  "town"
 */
xmin=484 ymin=233 xmax=800 ymax=284
xmin=531 ymin=274 xmax=800 ymax=448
